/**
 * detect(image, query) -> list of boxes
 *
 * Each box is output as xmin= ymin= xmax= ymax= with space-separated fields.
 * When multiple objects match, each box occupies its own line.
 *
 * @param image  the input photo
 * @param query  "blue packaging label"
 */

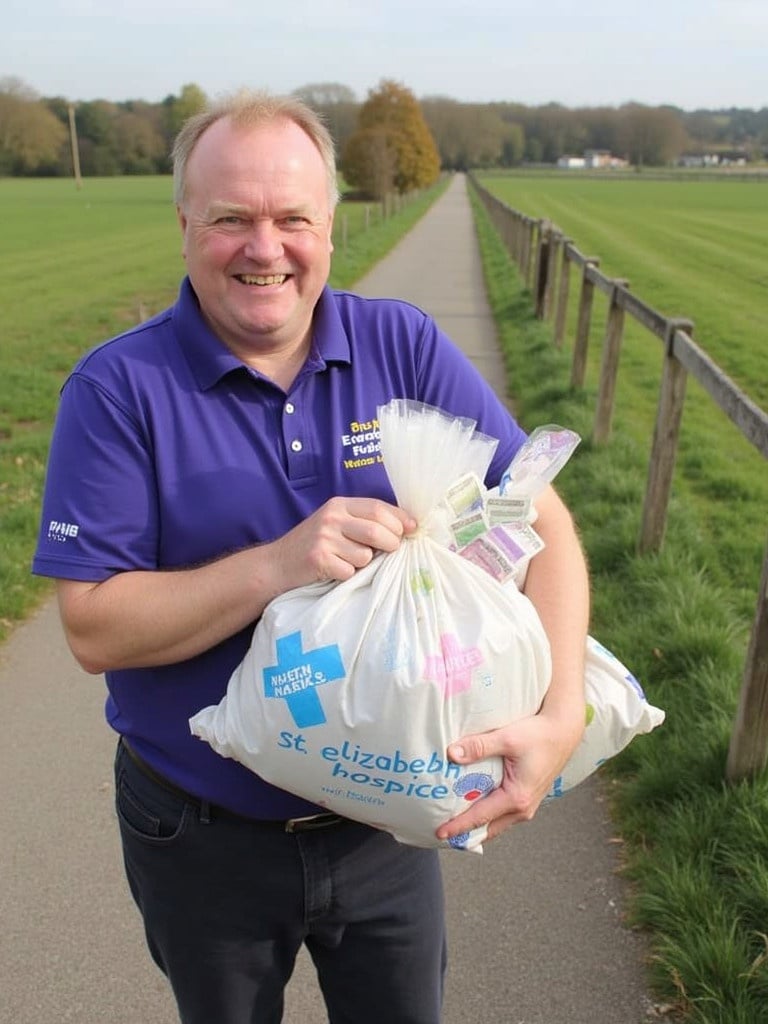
xmin=263 ymin=631 xmax=346 ymax=728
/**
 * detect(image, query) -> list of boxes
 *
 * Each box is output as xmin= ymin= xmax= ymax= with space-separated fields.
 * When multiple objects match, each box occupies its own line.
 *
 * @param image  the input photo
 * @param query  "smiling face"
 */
xmin=177 ymin=116 xmax=334 ymax=377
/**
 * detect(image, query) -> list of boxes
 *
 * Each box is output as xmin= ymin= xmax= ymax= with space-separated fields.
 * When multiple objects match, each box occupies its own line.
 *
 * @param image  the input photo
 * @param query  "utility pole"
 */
xmin=67 ymin=103 xmax=82 ymax=189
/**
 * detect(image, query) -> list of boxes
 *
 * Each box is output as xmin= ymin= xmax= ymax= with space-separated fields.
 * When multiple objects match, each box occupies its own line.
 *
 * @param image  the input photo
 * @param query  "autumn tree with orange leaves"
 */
xmin=342 ymin=80 xmax=441 ymax=199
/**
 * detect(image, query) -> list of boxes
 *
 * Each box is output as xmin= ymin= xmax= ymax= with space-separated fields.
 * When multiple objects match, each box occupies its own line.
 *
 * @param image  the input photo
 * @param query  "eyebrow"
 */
xmin=205 ymin=201 xmax=319 ymax=220
xmin=205 ymin=202 xmax=251 ymax=219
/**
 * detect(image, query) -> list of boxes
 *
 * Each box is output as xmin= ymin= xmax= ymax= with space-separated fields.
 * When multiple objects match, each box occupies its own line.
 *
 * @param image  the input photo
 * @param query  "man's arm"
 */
xmin=58 ymin=497 xmax=415 ymax=674
xmin=437 ymin=483 xmax=589 ymax=843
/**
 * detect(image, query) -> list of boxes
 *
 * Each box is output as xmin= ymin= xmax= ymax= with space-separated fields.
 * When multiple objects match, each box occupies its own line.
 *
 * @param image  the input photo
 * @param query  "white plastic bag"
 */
xmin=191 ymin=400 xmax=553 ymax=852
xmin=545 ymin=636 xmax=665 ymax=799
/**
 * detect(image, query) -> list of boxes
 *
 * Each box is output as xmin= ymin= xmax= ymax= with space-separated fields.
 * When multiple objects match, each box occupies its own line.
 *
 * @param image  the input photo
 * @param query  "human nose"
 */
xmin=242 ymin=221 xmax=283 ymax=262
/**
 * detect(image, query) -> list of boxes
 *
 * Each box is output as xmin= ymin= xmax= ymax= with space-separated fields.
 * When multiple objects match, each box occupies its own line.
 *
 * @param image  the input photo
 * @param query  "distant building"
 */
xmin=558 ymin=151 xmax=629 ymax=170
xmin=557 ymin=155 xmax=586 ymax=169
xmin=678 ymin=150 xmax=749 ymax=168
xmin=584 ymin=149 xmax=611 ymax=168
xmin=678 ymin=153 xmax=721 ymax=167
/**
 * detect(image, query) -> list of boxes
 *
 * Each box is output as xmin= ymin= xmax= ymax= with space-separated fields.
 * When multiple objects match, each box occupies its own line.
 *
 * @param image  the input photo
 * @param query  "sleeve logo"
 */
xmin=47 ymin=520 xmax=80 ymax=543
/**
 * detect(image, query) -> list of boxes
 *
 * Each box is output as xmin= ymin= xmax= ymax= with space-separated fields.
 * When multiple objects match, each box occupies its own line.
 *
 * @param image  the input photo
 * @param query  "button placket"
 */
xmin=284 ymin=400 xmax=306 ymax=468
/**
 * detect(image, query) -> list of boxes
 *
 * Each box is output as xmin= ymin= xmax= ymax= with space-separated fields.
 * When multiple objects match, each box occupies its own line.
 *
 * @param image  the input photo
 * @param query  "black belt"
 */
xmin=119 ymin=738 xmax=346 ymax=833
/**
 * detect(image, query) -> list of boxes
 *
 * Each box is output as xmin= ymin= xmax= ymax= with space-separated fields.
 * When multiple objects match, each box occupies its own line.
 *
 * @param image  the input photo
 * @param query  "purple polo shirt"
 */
xmin=33 ymin=278 xmax=527 ymax=819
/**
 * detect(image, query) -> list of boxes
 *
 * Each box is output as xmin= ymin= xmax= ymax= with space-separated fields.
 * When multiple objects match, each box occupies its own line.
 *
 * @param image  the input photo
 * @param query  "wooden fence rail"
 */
xmin=469 ymin=174 xmax=768 ymax=784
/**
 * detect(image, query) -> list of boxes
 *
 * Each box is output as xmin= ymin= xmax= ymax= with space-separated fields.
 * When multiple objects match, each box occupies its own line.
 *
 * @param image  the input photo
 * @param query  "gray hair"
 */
xmin=172 ymin=88 xmax=340 ymax=209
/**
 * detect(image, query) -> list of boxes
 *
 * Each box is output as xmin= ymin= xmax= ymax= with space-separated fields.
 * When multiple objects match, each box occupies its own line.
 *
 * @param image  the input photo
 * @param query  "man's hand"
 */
xmin=267 ymin=497 xmax=417 ymax=591
xmin=435 ymin=704 xmax=586 ymax=844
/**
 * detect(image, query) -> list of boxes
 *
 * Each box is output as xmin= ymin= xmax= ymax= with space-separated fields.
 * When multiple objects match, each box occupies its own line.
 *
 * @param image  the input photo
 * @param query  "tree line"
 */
xmin=2 ymin=74 xmax=767 ymax=187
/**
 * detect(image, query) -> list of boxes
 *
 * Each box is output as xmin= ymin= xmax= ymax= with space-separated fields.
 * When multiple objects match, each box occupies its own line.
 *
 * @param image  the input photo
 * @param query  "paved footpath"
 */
xmin=1 ymin=173 xmax=659 ymax=1024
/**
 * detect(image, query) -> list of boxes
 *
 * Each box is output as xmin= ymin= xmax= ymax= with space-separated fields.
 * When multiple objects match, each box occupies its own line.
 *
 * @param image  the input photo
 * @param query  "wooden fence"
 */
xmin=334 ymin=187 xmax=436 ymax=257
xmin=469 ymin=174 xmax=768 ymax=784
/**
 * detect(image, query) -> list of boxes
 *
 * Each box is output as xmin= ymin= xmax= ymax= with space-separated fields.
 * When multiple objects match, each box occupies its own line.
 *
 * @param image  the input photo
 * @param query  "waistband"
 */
xmin=119 ymin=737 xmax=346 ymax=833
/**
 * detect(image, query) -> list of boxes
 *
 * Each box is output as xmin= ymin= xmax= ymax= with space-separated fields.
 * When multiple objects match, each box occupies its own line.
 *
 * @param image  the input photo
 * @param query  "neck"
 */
xmin=243 ymin=340 xmax=311 ymax=391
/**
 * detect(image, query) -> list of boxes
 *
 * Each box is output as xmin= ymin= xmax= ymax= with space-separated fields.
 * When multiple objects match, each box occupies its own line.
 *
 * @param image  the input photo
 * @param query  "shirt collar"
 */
xmin=172 ymin=278 xmax=351 ymax=392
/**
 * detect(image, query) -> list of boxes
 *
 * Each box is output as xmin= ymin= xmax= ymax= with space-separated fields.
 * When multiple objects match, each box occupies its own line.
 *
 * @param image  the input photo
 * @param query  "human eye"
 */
xmin=281 ymin=214 xmax=310 ymax=228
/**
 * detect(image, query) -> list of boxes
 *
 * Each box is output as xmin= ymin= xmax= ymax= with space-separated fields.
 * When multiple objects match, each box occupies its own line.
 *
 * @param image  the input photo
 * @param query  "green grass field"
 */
xmin=2 ymin=177 xmax=187 ymax=630
xmin=0 ymin=174 xmax=448 ymax=636
xmin=476 ymin=172 xmax=768 ymax=624
xmin=469 ymin=178 xmax=768 ymax=1023
xmin=476 ymin=172 xmax=768 ymax=409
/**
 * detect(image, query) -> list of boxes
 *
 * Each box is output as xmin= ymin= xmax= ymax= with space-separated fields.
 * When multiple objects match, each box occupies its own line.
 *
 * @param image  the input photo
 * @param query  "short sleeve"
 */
xmin=32 ymin=374 xmax=159 ymax=581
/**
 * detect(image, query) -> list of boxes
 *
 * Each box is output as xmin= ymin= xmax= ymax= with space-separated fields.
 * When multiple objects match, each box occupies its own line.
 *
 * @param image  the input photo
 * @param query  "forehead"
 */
xmin=185 ymin=117 xmax=329 ymax=207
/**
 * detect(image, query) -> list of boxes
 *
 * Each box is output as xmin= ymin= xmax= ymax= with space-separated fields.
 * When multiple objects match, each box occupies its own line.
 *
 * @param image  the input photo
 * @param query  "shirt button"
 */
xmin=285 ymin=402 xmax=295 ymax=414
xmin=290 ymin=439 xmax=303 ymax=453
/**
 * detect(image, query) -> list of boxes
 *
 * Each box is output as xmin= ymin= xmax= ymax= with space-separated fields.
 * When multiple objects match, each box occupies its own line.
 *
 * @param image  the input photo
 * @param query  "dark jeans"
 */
xmin=114 ymin=740 xmax=446 ymax=1024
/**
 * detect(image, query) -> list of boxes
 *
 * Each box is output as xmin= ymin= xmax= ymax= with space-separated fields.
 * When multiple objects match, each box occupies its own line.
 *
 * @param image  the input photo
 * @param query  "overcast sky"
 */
xmin=4 ymin=0 xmax=766 ymax=110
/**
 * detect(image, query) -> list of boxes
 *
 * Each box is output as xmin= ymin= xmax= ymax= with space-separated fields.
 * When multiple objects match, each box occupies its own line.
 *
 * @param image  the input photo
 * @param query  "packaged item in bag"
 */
xmin=191 ymin=400 xmax=553 ymax=852
xmin=459 ymin=423 xmax=665 ymax=800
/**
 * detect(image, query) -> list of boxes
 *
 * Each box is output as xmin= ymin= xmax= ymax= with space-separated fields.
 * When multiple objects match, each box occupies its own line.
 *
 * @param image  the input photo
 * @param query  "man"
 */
xmin=33 ymin=90 xmax=589 ymax=1024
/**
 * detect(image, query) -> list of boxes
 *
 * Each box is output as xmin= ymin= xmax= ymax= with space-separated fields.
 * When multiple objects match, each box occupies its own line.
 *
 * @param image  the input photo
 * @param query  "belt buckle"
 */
xmin=284 ymin=812 xmax=340 ymax=833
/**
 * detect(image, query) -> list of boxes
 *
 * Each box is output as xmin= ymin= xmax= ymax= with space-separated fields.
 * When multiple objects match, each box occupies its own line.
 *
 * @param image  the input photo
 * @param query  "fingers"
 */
xmin=435 ymin=784 xmax=538 ymax=844
xmin=311 ymin=535 xmax=376 ymax=582
xmin=446 ymin=727 xmax=504 ymax=766
xmin=310 ymin=498 xmax=414 ymax=578
xmin=274 ymin=498 xmax=416 ymax=590
xmin=438 ymin=718 xmax=561 ymax=844
xmin=341 ymin=497 xmax=418 ymax=552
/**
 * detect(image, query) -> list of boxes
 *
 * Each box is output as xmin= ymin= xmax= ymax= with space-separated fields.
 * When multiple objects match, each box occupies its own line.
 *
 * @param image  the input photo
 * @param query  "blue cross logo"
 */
xmin=263 ymin=631 xmax=346 ymax=728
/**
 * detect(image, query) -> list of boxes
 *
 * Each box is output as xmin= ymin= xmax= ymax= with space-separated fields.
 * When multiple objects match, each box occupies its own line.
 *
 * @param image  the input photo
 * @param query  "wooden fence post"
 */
xmin=542 ymin=230 xmax=561 ymax=321
xmin=638 ymin=318 xmax=694 ymax=554
xmin=522 ymin=219 xmax=536 ymax=290
xmin=553 ymin=241 xmax=572 ymax=349
xmin=520 ymin=215 xmax=529 ymax=275
xmin=498 ymin=203 xmax=510 ymax=264
xmin=571 ymin=259 xmax=599 ymax=389
xmin=510 ymin=211 xmax=522 ymax=269
xmin=516 ymin=214 xmax=525 ymax=274
xmin=513 ymin=212 xmax=523 ymax=268
xmin=68 ymin=103 xmax=83 ymax=189
xmin=534 ymin=221 xmax=550 ymax=319
xmin=726 ymin=537 xmax=768 ymax=781
xmin=504 ymin=207 xmax=517 ymax=267
xmin=593 ymin=279 xmax=629 ymax=444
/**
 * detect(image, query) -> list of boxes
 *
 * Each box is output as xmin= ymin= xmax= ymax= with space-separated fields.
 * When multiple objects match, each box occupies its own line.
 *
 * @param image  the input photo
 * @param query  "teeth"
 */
xmin=238 ymin=274 xmax=287 ymax=286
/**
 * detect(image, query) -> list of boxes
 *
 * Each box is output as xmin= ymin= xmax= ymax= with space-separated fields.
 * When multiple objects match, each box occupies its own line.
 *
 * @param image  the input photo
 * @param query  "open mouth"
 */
xmin=235 ymin=274 xmax=288 ymax=286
